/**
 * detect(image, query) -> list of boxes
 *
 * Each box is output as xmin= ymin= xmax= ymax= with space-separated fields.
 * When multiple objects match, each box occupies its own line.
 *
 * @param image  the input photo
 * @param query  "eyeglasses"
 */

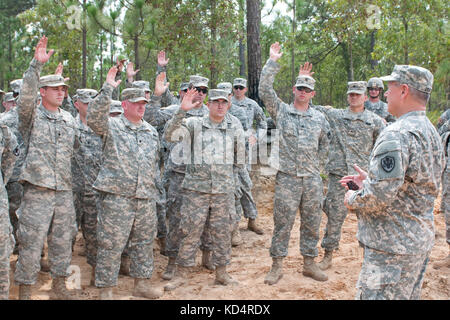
xmin=233 ymin=86 xmax=245 ymax=90
xmin=296 ymin=86 xmax=312 ymax=93
xmin=368 ymin=87 xmax=381 ymax=91
xmin=181 ymin=89 xmax=188 ymax=93
xmin=195 ymin=87 xmax=208 ymax=94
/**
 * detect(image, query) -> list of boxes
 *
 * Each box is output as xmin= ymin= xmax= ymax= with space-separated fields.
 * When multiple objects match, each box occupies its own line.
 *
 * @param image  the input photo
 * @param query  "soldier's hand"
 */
xmin=180 ymin=88 xmax=201 ymax=111
xmin=106 ymin=66 xmax=122 ymax=88
xmin=270 ymin=42 xmax=283 ymax=62
xmin=116 ymin=57 xmax=126 ymax=72
xmin=126 ymin=62 xmax=139 ymax=81
xmin=339 ymin=164 xmax=367 ymax=190
xmin=55 ymin=62 xmax=70 ymax=83
xmin=157 ymin=50 xmax=169 ymax=67
xmin=298 ymin=62 xmax=315 ymax=77
xmin=34 ymin=35 xmax=54 ymax=64
xmin=154 ymin=72 xmax=170 ymax=97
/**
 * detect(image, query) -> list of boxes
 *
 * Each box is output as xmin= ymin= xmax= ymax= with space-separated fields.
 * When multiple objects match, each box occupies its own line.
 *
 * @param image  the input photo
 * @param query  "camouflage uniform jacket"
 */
xmin=312 ymin=104 xmax=385 ymax=176
xmin=0 ymin=124 xmax=19 ymax=186
xmin=437 ymin=109 xmax=450 ymax=132
xmin=0 ymin=108 xmax=25 ymax=182
xmin=17 ymin=58 xmax=78 ymax=191
xmin=164 ymin=108 xmax=245 ymax=194
xmin=348 ymin=111 xmax=445 ymax=255
xmin=72 ymin=115 xmax=103 ymax=195
xmin=231 ymin=96 xmax=267 ymax=141
xmin=87 ymin=82 xmax=160 ymax=200
xmin=259 ymin=58 xmax=331 ymax=177
xmin=364 ymin=100 xmax=396 ymax=123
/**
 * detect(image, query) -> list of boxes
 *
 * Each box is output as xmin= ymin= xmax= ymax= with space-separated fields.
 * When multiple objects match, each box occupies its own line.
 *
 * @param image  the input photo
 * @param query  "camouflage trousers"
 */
xmin=270 ymin=172 xmax=324 ymax=258
xmin=14 ymin=183 xmax=76 ymax=284
xmin=321 ymin=173 xmax=348 ymax=251
xmin=95 ymin=192 xmax=157 ymax=288
xmin=164 ymin=171 xmax=212 ymax=258
xmin=0 ymin=206 xmax=14 ymax=300
xmin=235 ymin=167 xmax=258 ymax=224
xmin=176 ymin=191 xmax=234 ymax=267
xmin=355 ymin=246 xmax=430 ymax=300
xmin=156 ymin=177 xmax=167 ymax=240
xmin=76 ymin=192 xmax=99 ymax=267
xmin=442 ymin=169 xmax=450 ymax=244
xmin=6 ymin=181 xmax=23 ymax=249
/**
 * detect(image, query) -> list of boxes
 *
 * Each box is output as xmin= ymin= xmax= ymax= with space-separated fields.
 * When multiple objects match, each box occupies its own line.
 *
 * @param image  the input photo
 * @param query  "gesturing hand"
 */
xmin=180 ymin=88 xmax=202 ymax=111
xmin=339 ymin=164 xmax=368 ymax=190
xmin=270 ymin=42 xmax=283 ymax=62
xmin=55 ymin=62 xmax=70 ymax=82
xmin=157 ymin=50 xmax=169 ymax=67
xmin=298 ymin=62 xmax=315 ymax=77
xmin=126 ymin=62 xmax=140 ymax=79
xmin=34 ymin=35 xmax=54 ymax=64
xmin=154 ymin=72 xmax=170 ymax=96
xmin=106 ymin=66 xmax=122 ymax=88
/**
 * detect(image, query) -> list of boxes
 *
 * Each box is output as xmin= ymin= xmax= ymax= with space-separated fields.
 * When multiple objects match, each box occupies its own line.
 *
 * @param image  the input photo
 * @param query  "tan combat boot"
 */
xmin=433 ymin=254 xmax=450 ymax=269
xmin=215 ymin=265 xmax=238 ymax=286
xmin=231 ymin=225 xmax=243 ymax=247
xmin=202 ymin=250 xmax=215 ymax=271
xmin=119 ymin=255 xmax=130 ymax=276
xmin=318 ymin=250 xmax=333 ymax=270
xmin=52 ymin=277 xmax=77 ymax=300
xmin=133 ymin=278 xmax=163 ymax=299
xmin=248 ymin=218 xmax=264 ymax=235
xmin=264 ymin=257 xmax=283 ymax=285
xmin=162 ymin=257 xmax=177 ymax=280
xmin=164 ymin=265 xmax=189 ymax=292
xmin=99 ymin=287 xmax=113 ymax=300
xmin=18 ymin=284 xmax=32 ymax=300
xmin=303 ymin=256 xmax=328 ymax=282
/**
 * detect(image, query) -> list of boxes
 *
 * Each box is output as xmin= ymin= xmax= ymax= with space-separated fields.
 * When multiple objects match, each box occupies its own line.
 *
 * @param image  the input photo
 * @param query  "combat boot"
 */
xmin=433 ymin=254 xmax=450 ymax=269
xmin=99 ymin=287 xmax=113 ymax=300
xmin=18 ymin=284 xmax=32 ymax=300
xmin=231 ymin=226 xmax=243 ymax=247
xmin=302 ymin=256 xmax=328 ymax=282
xmin=202 ymin=250 xmax=215 ymax=271
xmin=158 ymin=237 xmax=167 ymax=256
xmin=162 ymin=257 xmax=177 ymax=280
xmin=248 ymin=218 xmax=264 ymax=235
xmin=133 ymin=278 xmax=163 ymax=299
xmin=264 ymin=257 xmax=283 ymax=285
xmin=119 ymin=255 xmax=130 ymax=276
xmin=318 ymin=250 xmax=333 ymax=270
xmin=164 ymin=265 xmax=189 ymax=292
xmin=40 ymin=257 xmax=50 ymax=273
xmin=215 ymin=265 xmax=238 ymax=285
xmin=52 ymin=276 xmax=77 ymax=300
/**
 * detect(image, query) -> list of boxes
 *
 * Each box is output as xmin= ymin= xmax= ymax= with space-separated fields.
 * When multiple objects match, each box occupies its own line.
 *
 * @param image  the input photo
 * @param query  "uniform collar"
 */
xmin=397 ymin=110 xmax=426 ymax=120
xmin=201 ymin=113 xmax=232 ymax=129
xmin=288 ymin=103 xmax=313 ymax=116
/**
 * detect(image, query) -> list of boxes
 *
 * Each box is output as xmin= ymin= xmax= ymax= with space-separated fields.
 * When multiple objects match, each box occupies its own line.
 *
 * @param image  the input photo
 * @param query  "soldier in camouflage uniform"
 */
xmin=87 ymin=66 xmax=163 ymax=300
xmin=258 ymin=42 xmax=331 ymax=283
xmin=364 ymin=77 xmax=396 ymax=123
xmin=342 ymin=65 xmax=445 ymax=299
xmin=231 ymin=78 xmax=267 ymax=241
xmin=14 ymin=36 xmax=78 ymax=300
xmin=71 ymin=89 xmax=103 ymax=284
xmin=2 ymin=93 xmax=17 ymax=113
xmin=0 ymin=123 xmax=20 ymax=299
xmin=109 ymin=100 xmax=123 ymax=117
xmin=163 ymin=88 xmax=244 ymax=289
xmin=433 ymin=110 xmax=450 ymax=269
xmin=308 ymin=78 xmax=385 ymax=271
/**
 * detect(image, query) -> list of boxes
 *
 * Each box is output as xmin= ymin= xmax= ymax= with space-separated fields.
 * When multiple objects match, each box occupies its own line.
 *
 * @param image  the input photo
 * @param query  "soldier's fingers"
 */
xmin=353 ymin=164 xmax=365 ymax=175
xmin=47 ymin=49 xmax=55 ymax=58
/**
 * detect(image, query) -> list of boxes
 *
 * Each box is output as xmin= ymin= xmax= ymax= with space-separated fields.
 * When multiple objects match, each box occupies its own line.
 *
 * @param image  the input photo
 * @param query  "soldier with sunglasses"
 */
xmin=365 ymin=77 xmax=396 ymax=123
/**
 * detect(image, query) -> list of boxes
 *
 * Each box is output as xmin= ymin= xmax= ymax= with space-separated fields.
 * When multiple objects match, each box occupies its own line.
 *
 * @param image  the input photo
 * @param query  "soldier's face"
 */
xmin=40 ymin=86 xmax=67 ymax=107
xmin=368 ymin=87 xmax=381 ymax=99
xmin=3 ymin=100 xmax=16 ymax=112
xmin=74 ymin=100 xmax=88 ymax=117
xmin=384 ymin=82 xmax=403 ymax=116
xmin=233 ymin=86 xmax=247 ymax=99
xmin=293 ymin=86 xmax=315 ymax=104
xmin=347 ymin=93 xmax=366 ymax=108
xmin=207 ymin=99 xmax=230 ymax=122
xmin=193 ymin=87 xmax=208 ymax=104
xmin=123 ymin=100 xmax=146 ymax=122
xmin=145 ymin=91 xmax=151 ymax=100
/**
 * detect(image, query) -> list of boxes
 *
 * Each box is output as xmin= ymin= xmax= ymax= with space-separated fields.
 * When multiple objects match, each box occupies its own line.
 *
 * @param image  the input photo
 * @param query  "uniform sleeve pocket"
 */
xmin=372 ymin=140 xmax=403 ymax=180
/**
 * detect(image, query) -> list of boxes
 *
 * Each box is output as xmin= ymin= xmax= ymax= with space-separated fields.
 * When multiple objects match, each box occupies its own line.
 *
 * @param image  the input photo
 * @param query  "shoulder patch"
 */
xmin=380 ymin=155 xmax=395 ymax=172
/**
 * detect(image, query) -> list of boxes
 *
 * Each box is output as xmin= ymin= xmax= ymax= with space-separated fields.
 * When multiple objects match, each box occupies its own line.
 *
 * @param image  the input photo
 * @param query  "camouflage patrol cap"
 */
xmin=121 ymin=88 xmax=148 ymax=103
xmin=217 ymin=82 xmax=232 ymax=94
xmin=189 ymin=75 xmax=209 ymax=88
xmin=132 ymin=80 xmax=151 ymax=93
xmin=233 ymin=78 xmax=247 ymax=88
xmin=367 ymin=77 xmax=384 ymax=90
xmin=73 ymin=88 xmax=98 ymax=103
xmin=10 ymin=79 xmax=23 ymax=94
xmin=110 ymin=100 xmax=123 ymax=114
xmin=39 ymin=75 xmax=68 ymax=88
xmin=208 ymin=89 xmax=229 ymax=102
xmin=3 ymin=92 xmax=15 ymax=102
xmin=347 ymin=81 xmax=367 ymax=94
xmin=380 ymin=65 xmax=433 ymax=93
xmin=295 ymin=75 xmax=316 ymax=90
xmin=179 ymin=82 xmax=189 ymax=91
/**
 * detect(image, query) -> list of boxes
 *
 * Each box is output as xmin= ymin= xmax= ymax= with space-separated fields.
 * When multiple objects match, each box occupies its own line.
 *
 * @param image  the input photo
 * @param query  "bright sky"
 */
xmin=262 ymin=0 xmax=289 ymax=24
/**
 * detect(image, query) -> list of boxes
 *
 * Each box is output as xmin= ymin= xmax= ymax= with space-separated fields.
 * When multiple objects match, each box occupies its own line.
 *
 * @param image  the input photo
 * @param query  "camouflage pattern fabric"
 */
xmin=439 ymin=120 xmax=450 ymax=244
xmin=437 ymin=109 xmax=450 ymax=132
xmin=231 ymin=96 xmax=267 ymax=142
xmin=364 ymin=100 xmax=396 ymax=123
xmin=60 ymin=95 xmax=78 ymax=118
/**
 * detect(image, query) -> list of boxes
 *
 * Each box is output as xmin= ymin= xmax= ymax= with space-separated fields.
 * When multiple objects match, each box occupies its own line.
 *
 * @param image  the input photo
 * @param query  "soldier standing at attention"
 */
xmin=259 ymin=42 xmax=331 ymax=283
xmin=342 ymin=65 xmax=445 ymax=300
xmin=88 ymin=66 xmax=163 ymax=300
xmin=14 ymin=36 xmax=79 ymax=300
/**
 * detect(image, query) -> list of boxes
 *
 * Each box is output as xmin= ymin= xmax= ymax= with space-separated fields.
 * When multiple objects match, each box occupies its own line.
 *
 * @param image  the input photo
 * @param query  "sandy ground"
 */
xmin=7 ymin=167 xmax=449 ymax=300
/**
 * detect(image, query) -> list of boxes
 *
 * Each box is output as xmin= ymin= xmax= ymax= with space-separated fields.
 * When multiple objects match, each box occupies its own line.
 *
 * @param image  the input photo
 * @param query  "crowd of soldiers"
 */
xmin=0 ymin=36 xmax=448 ymax=300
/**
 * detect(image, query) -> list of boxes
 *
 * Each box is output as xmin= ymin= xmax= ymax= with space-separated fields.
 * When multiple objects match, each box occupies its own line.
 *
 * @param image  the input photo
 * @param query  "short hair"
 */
xmin=409 ymin=87 xmax=430 ymax=104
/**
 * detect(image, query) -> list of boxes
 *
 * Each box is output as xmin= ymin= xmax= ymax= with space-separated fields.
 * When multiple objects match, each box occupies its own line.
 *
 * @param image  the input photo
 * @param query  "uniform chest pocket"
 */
xmin=137 ymin=132 xmax=159 ymax=162
xmin=346 ymin=120 xmax=372 ymax=137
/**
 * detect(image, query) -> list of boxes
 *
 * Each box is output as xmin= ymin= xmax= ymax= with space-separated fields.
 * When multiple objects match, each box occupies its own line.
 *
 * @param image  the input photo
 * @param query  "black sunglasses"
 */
xmin=296 ymin=86 xmax=312 ymax=93
xmin=195 ymin=87 xmax=208 ymax=94
xmin=234 ymin=86 xmax=245 ymax=90
xmin=368 ymin=87 xmax=381 ymax=91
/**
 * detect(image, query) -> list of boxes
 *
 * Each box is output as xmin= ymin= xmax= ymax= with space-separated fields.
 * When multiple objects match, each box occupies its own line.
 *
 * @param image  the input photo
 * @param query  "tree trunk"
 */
xmin=82 ymin=0 xmax=87 ymax=88
xmin=134 ymin=33 xmax=140 ymax=81
xmin=402 ymin=16 xmax=409 ymax=64
xmin=291 ymin=0 xmax=296 ymax=87
xmin=100 ymin=35 xmax=103 ymax=87
xmin=238 ymin=0 xmax=246 ymax=76
xmin=246 ymin=0 xmax=262 ymax=107
xmin=210 ymin=0 xmax=218 ymax=88
xmin=369 ymin=31 xmax=377 ymax=69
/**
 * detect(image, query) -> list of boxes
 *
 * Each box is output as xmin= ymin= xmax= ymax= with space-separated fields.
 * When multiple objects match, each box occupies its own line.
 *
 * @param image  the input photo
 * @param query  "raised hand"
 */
xmin=154 ymin=72 xmax=170 ymax=96
xmin=180 ymin=88 xmax=201 ymax=111
xmin=269 ymin=42 xmax=283 ymax=62
xmin=106 ymin=66 xmax=122 ymax=88
xmin=116 ymin=57 xmax=126 ymax=72
xmin=34 ymin=35 xmax=54 ymax=64
xmin=126 ymin=62 xmax=140 ymax=80
xmin=55 ymin=62 xmax=70 ymax=82
xmin=157 ymin=50 xmax=169 ymax=67
xmin=298 ymin=62 xmax=315 ymax=77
